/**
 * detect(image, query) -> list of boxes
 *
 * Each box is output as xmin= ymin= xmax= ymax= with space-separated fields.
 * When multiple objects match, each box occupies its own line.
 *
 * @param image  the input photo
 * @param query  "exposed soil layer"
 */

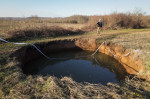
xmin=12 ymin=38 xmax=144 ymax=79
xmin=75 ymin=38 xmax=144 ymax=75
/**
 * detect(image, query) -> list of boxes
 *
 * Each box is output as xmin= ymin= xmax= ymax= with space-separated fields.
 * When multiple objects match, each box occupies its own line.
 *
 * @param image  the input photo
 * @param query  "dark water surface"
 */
xmin=23 ymin=50 xmax=127 ymax=84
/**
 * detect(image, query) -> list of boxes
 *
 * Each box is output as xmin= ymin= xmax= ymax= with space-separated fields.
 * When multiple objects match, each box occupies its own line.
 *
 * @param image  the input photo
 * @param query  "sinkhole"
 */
xmin=23 ymin=50 xmax=128 ymax=84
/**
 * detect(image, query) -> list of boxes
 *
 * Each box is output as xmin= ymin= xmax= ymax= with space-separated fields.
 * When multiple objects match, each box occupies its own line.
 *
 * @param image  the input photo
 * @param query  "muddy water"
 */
xmin=23 ymin=50 xmax=127 ymax=84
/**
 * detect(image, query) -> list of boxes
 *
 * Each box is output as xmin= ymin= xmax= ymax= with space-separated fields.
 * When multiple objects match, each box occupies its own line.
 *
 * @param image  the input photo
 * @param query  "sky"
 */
xmin=0 ymin=0 xmax=150 ymax=17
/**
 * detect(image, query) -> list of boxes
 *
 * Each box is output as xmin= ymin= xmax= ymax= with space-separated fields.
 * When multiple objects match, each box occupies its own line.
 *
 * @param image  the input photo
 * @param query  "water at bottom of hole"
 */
xmin=23 ymin=50 xmax=128 ymax=84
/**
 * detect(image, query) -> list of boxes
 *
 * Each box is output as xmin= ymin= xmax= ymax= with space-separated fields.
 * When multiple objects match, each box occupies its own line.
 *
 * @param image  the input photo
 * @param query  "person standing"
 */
xmin=96 ymin=19 xmax=103 ymax=35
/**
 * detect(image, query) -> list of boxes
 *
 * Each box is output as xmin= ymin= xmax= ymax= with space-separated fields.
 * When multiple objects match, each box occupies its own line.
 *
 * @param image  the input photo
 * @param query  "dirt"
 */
xmin=75 ymin=38 xmax=144 ymax=75
xmin=1 ymin=37 xmax=149 ymax=98
xmin=11 ymin=38 xmax=146 ymax=80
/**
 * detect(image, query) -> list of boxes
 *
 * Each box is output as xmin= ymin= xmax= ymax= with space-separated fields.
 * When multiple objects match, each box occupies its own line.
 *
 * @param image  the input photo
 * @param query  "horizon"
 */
xmin=0 ymin=0 xmax=150 ymax=17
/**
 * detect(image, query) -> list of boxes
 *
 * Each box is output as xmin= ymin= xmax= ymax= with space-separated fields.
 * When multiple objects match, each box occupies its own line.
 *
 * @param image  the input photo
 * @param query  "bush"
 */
xmin=86 ymin=12 xmax=147 ymax=30
xmin=44 ymin=15 xmax=89 ymax=24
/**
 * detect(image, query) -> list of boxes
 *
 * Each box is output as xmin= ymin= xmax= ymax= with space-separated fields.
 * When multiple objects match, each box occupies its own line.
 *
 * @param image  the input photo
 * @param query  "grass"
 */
xmin=94 ymin=28 xmax=150 ymax=80
xmin=109 ymin=31 xmax=150 ymax=77
xmin=1 ymin=21 xmax=150 ymax=98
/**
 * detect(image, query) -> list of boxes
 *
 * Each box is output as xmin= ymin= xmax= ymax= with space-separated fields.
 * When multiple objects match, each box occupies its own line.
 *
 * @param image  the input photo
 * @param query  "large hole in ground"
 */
xmin=23 ymin=50 xmax=128 ymax=84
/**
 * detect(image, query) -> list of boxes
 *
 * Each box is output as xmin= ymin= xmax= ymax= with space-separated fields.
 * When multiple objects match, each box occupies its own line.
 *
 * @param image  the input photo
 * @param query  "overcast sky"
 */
xmin=0 ymin=0 xmax=150 ymax=17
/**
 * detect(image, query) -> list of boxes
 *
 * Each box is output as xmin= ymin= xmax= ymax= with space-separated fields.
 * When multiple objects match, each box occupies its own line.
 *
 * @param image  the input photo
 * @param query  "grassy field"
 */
xmin=1 ymin=18 xmax=150 ymax=98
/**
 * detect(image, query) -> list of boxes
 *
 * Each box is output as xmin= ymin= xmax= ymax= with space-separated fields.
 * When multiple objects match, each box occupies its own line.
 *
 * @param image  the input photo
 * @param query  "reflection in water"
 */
xmin=23 ymin=50 xmax=128 ymax=84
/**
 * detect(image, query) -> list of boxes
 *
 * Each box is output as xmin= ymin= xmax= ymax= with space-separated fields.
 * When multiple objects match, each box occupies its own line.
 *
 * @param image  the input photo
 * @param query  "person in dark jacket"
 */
xmin=96 ymin=19 xmax=103 ymax=35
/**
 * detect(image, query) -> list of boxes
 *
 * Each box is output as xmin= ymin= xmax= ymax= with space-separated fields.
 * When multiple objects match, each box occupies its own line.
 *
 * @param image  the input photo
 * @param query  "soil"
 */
xmin=12 ymin=38 xmax=145 ymax=80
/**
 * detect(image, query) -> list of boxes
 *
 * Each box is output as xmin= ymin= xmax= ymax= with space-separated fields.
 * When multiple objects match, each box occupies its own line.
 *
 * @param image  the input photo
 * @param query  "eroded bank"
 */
xmin=12 ymin=38 xmax=145 ymax=80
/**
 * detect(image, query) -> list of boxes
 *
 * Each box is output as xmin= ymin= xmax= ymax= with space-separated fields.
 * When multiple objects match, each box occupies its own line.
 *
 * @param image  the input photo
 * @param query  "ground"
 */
xmin=1 ymin=23 xmax=150 ymax=98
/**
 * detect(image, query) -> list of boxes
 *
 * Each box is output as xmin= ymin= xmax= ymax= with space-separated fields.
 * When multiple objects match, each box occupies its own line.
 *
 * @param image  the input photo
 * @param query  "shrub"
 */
xmin=43 ymin=15 xmax=89 ymax=24
xmin=86 ymin=12 xmax=146 ymax=30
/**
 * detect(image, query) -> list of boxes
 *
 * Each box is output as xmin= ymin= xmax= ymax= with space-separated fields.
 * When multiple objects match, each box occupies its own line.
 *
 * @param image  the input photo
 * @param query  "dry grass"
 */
xmin=1 ymin=38 xmax=150 ymax=98
xmin=94 ymin=29 xmax=150 ymax=80
xmin=86 ymin=12 xmax=148 ymax=31
xmin=1 ymin=17 xmax=150 ymax=98
xmin=1 ymin=13 xmax=150 ymax=39
xmin=111 ymin=31 xmax=150 ymax=51
xmin=6 ymin=26 xmax=84 ymax=41
xmin=108 ymin=31 xmax=150 ymax=78
xmin=0 ymin=19 xmax=86 ymax=39
xmin=1 ymin=62 xmax=150 ymax=99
